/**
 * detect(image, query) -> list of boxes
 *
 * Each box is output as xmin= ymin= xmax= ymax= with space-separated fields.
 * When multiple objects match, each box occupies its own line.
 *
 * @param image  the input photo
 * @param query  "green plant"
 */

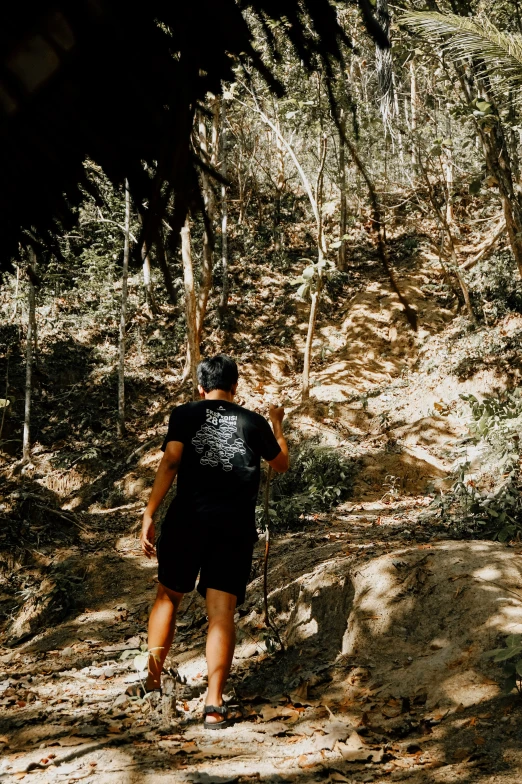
xmin=484 ymin=634 xmax=522 ymax=696
xmin=431 ymin=390 xmax=522 ymax=540
xmin=257 ymin=440 xmax=357 ymax=529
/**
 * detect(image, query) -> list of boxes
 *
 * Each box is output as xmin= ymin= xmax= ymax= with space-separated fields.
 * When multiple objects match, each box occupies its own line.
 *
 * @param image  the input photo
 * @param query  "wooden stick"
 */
xmin=262 ymin=465 xmax=284 ymax=651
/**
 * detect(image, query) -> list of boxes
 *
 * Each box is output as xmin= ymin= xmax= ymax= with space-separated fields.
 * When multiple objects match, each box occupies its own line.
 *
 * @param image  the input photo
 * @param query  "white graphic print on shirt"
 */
xmin=191 ymin=408 xmax=246 ymax=471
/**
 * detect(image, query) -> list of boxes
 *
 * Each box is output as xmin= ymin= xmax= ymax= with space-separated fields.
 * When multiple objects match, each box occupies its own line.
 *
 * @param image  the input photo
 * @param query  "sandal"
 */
xmin=203 ymin=704 xmax=232 ymax=730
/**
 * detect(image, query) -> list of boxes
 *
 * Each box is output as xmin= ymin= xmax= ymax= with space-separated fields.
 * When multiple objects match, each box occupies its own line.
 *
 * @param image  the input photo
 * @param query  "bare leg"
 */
xmin=205 ymin=588 xmax=237 ymax=723
xmin=146 ymin=583 xmax=183 ymax=690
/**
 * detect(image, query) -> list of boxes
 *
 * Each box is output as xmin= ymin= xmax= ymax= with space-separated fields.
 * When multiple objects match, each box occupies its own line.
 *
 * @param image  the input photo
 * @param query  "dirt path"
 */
xmin=2 ymin=249 xmax=522 ymax=782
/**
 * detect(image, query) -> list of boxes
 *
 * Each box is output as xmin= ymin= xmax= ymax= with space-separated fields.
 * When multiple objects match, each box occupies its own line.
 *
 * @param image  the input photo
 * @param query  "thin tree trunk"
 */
xmin=339 ymin=115 xmax=348 ymax=271
xmin=315 ymin=134 xmax=328 ymax=263
xmin=12 ymin=265 xmax=20 ymax=320
xmin=274 ymin=120 xmax=285 ymax=251
xmin=410 ymin=59 xmax=417 ymax=170
xmin=22 ymin=250 xmax=36 ymax=463
xmin=0 ymin=349 xmax=9 ymax=444
xmin=445 ymin=145 xmax=454 ymax=225
xmin=219 ymin=99 xmax=229 ymax=322
xmin=117 ymin=180 xmax=130 ymax=438
xmin=302 ymin=291 xmax=319 ymax=402
xmin=141 ymin=242 xmax=157 ymax=316
xmin=197 ymin=107 xmax=215 ymax=342
xmin=181 ymin=218 xmax=201 ymax=399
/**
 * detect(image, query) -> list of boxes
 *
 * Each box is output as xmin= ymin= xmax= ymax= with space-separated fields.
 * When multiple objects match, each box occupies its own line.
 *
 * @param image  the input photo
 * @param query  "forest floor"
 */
xmin=1 ymin=235 xmax=522 ymax=783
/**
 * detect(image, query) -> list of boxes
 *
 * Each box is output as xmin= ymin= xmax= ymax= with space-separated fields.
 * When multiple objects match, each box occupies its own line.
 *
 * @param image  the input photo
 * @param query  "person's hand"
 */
xmin=269 ymin=403 xmax=285 ymax=426
xmin=140 ymin=512 xmax=156 ymax=559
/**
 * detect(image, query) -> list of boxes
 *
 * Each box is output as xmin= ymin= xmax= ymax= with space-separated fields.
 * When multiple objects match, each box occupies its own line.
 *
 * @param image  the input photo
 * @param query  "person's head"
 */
xmin=197 ymin=354 xmax=239 ymax=396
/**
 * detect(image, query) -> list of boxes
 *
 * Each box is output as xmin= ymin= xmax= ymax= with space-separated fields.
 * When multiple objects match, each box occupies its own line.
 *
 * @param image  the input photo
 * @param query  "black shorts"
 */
xmin=156 ymin=521 xmax=255 ymax=606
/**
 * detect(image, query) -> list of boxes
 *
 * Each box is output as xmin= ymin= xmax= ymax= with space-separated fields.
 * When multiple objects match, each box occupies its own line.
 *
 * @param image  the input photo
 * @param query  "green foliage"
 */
xmin=401 ymin=11 xmax=522 ymax=94
xmin=258 ymin=440 xmax=357 ymax=529
xmin=293 ymin=259 xmax=336 ymax=301
xmin=468 ymin=251 xmax=522 ymax=321
xmin=484 ymin=634 xmax=522 ymax=695
xmin=431 ymin=390 xmax=522 ymax=540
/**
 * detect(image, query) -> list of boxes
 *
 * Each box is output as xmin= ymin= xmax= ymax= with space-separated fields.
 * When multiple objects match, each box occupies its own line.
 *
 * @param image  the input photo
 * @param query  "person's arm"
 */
xmin=140 ymin=440 xmax=183 ymax=558
xmin=268 ymin=404 xmax=289 ymax=473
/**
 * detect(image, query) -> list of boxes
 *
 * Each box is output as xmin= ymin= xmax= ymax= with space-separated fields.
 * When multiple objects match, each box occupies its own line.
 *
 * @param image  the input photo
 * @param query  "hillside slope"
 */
xmin=1 ymin=240 xmax=522 ymax=783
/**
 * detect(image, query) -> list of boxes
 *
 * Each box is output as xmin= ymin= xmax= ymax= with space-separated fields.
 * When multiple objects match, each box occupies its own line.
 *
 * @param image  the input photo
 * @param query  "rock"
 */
xmin=236 ymin=643 xmax=258 ymax=659
xmin=113 ymin=693 xmax=129 ymax=708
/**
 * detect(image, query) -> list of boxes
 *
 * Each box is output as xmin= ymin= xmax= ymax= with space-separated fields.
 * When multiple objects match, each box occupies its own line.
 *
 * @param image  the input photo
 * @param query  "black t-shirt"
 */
xmin=161 ymin=400 xmax=281 ymax=540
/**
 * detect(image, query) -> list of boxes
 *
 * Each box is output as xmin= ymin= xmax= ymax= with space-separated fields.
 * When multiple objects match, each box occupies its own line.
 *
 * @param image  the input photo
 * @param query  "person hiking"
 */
xmin=135 ymin=354 xmax=289 ymax=728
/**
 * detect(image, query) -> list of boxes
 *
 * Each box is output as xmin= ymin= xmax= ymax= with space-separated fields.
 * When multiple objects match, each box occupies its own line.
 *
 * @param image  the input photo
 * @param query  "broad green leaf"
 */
xmin=330 ymin=240 xmax=342 ymax=249
xmin=0 ymin=399 xmax=9 ymax=409
xmin=469 ymin=179 xmax=482 ymax=195
xmin=302 ymin=266 xmax=316 ymax=280
xmin=134 ymin=653 xmax=149 ymax=673
xmin=493 ymin=645 xmax=522 ymax=661
xmin=506 ymin=634 xmax=522 ymax=646
xmin=297 ymin=282 xmax=310 ymax=300
xmin=476 ymin=100 xmax=491 ymax=113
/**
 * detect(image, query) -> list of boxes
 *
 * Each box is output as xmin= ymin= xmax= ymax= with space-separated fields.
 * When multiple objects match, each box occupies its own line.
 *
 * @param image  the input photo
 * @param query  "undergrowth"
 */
xmin=257 ymin=438 xmax=358 ymax=530
xmin=431 ymin=389 xmax=522 ymax=542
xmin=468 ymin=250 xmax=522 ymax=322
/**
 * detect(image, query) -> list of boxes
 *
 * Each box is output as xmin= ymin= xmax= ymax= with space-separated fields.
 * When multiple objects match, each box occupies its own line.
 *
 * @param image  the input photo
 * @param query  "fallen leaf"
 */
xmin=329 ymin=774 xmax=350 ymax=783
xmin=338 ymin=732 xmax=383 ymax=763
xmin=453 ymin=748 xmax=473 ymax=762
xmin=474 ymin=736 xmax=486 ymax=746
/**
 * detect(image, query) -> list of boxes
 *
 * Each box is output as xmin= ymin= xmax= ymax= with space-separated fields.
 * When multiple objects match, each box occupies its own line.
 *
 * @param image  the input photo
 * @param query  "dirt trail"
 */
xmin=2 ymin=251 xmax=522 ymax=783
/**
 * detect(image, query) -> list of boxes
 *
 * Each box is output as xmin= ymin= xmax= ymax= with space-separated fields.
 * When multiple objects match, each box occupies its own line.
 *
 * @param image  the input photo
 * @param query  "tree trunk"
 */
xmin=315 ymin=134 xmax=328 ymax=263
xmin=117 ymin=180 xmax=130 ymax=438
xmin=22 ymin=250 xmax=36 ymax=463
xmin=444 ymin=145 xmax=454 ymax=225
xmin=274 ymin=120 xmax=285 ymax=251
xmin=154 ymin=229 xmax=178 ymax=306
xmin=410 ymin=59 xmax=417 ymax=170
xmin=338 ymin=115 xmax=348 ymax=271
xmin=141 ymin=242 xmax=157 ymax=316
xmin=181 ymin=218 xmax=201 ymax=399
xmin=197 ymin=107 xmax=216 ymax=342
xmin=12 ymin=264 xmax=20 ymax=320
xmin=219 ymin=99 xmax=229 ymax=323
xmin=302 ymin=290 xmax=319 ymax=402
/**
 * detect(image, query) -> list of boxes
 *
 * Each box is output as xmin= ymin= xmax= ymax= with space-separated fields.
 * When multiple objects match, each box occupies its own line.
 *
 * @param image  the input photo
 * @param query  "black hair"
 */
xmin=197 ymin=354 xmax=239 ymax=393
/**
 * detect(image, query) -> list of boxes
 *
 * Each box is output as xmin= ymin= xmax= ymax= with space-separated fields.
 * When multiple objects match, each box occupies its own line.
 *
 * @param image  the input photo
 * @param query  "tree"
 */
xmin=402 ymin=10 xmax=522 ymax=277
xmin=22 ymin=251 xmax=37 ymax=464
xmin=181 ymin=219 xmax=201 ymax=399
xmin=117 ymin=181 xmax=131 ymax=439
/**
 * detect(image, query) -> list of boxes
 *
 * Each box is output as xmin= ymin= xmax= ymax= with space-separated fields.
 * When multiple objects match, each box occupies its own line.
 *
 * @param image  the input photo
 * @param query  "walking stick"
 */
xmin=262 ymin=464 xmax=285 ymax=651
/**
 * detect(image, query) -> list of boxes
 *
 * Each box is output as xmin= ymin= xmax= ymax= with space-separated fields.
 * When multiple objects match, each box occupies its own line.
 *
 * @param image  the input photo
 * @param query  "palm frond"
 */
xmin=400 ymin=11 xmax=522 ymax=90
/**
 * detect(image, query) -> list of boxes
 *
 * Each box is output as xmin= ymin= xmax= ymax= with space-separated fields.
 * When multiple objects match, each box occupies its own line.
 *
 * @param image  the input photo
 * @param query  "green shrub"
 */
xmin=468 ymin=250 xmax=522 ymax=321
xmin=431 ymin=390 xmax=522 ymax=541
xmin=257 ymin=440 xmax=358 ymax=530
xmin=484 ymin=634 xmax=522 ymax=696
